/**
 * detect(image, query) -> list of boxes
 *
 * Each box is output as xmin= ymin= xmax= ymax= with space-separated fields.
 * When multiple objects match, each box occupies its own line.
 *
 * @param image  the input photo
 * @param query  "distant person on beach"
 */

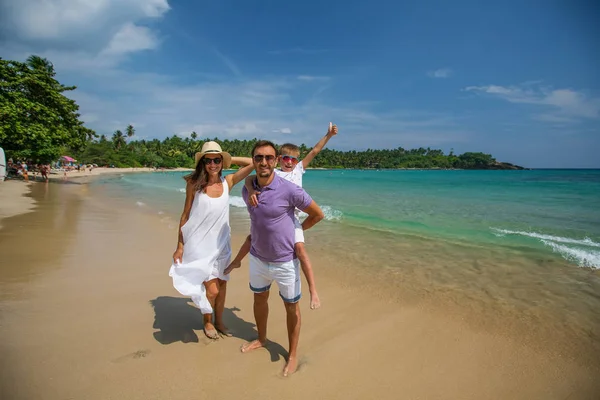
xmin=228 ymin=122 xmax=338 ymax=309
xmin=40 ymin=164 xmax=49 ymax=182
xmin=170 ymin=141 xmax=254 ymax=340
xmin=224 ymin=140 xmax=325 ymax=376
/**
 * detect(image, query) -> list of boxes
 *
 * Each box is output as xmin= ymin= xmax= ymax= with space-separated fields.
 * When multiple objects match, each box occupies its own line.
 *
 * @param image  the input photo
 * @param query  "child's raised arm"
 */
xmin=302 ymin=122 xmax=338 ymax=169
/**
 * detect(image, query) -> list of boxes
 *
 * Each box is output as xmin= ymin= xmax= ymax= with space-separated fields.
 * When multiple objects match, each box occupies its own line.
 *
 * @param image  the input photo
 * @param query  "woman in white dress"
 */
xmin=171 ymin=141 xmax=254 ymax=339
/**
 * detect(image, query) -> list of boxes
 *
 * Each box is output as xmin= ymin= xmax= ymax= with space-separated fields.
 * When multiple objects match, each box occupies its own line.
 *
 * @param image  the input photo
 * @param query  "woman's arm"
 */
xmin=225 ymin=164 xmax=255 ymax=189
xmin=230 ymin=156 xmax=253 ymax=167
xmin=173 ymin=181 xmax=196 ymax=263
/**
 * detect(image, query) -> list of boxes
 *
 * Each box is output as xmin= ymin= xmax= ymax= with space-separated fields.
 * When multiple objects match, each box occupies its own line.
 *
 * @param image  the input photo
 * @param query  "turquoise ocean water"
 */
xmin=93 ymin=169 xmax=600 ymax=270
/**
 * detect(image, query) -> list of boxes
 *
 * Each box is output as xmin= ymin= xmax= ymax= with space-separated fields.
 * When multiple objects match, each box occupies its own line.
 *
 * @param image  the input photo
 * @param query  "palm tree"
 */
xmin=191 ymin=131 xmax=197 ymax=140
xmin=112 ymin=130 xmax=126 ymax=151
xmin=26 ymin=55 xmax=55 ymax=76
xmin=126 ymin=124 xmax=135 ymax=139
xmin=167 ymin=149 xmax=182 ymax=158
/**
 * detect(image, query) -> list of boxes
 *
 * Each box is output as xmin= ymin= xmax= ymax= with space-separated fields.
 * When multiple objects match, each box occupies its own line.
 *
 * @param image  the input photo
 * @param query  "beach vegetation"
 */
xmin=0 ymin=56 xmax=95 ymax=162
xmin=71 ymin=135 xmax=524 ymax=170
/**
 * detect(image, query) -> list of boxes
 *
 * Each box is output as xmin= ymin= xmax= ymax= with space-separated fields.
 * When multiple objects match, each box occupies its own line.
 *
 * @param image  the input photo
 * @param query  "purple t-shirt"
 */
xmin=243 ymin=174 xmax=313 ymax=263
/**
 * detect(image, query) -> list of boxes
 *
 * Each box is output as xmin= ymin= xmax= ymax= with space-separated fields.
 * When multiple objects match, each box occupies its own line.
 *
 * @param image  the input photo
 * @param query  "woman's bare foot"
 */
xmin=282 ymin=356 xmax=298 ymax=377
xmin=215 ymin=323 xmax=232 ymax=337
xmin=310 ymin=291 xmax=321 ymax=310
xmin=240 ymin=339 xmax=266 ymax=353
xmin=203 ymin=322 xmax=219 ymax=340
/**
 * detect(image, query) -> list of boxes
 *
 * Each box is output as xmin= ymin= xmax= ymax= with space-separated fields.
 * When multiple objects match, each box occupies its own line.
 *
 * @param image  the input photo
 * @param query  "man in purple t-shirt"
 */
xmin=225 ymin=140 xmax=324 ymax=377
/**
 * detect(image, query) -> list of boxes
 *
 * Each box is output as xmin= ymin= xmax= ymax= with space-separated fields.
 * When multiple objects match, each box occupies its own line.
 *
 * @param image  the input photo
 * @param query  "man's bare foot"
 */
xmin=282 ymin=356 xmax=298 ymax=377
xmin=240 ymin=339 xmax=266 ymax=353
xmin=215 ymin=323 xmax=232 ymax=337
xmin=203 ymin=322 xmax=219 ymax=340
xmin=310 ymin=291 xmax=321 ymax=310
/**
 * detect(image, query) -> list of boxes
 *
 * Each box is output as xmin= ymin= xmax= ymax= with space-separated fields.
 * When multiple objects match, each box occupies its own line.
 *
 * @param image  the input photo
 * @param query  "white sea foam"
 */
xmin=228 ymin=197 xmax=343 ymax=221
xmin=297 ymin=205 xmax=343 ymax=222
xmin=540 ymin=240 xmax=600 ymax=270
xmin=491 ymin=228 xmax=600 ymax=269
xmin=136 ymin=201 xmax=145 ymax=207
xmin=321 ymin=205 xmax=344 ymax=221
xmin=158 ymin=211 xmax=164 ymax=215
xmin=178 ymin=188 xmax=186 ymax=193
xmin=229 ymin=196 xmax=247 ymax=208
xmin=491 ymin=228 xmax=600 ymax=248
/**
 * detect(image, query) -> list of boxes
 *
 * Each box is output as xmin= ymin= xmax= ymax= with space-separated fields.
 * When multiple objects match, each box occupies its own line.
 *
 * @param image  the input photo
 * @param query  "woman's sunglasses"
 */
xmin=203 ymin=157 xmax=222 ymax=165
xmin=281 ymin=155 xmax=299 ymax=163
xmin=253 ymin=155 xmax=276 ymax=163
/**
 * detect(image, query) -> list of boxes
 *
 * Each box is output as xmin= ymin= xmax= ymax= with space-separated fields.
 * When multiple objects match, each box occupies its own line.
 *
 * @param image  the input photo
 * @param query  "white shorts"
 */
xmin=294 ymin=216 xmax=304 ymax=243
xmin=249 ymin=254 xmax=301 ymax=303
xmin=207 ymin=253 xmax=230 ymax=282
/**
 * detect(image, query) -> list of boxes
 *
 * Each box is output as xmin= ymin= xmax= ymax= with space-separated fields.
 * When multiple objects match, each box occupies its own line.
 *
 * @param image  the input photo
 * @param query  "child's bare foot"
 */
xmin=240 ymin=339 xmax=266 ymax=353
xmin=215 ymin=323 xmax=232 ymax=337
xmin=310 ymin=291 xmax=321 ymax=309
xmin=282 ymin=356 xmax=298 ymax=377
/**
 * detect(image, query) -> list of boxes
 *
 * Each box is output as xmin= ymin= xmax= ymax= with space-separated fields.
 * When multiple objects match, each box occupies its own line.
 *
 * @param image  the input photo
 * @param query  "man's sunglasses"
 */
xmin=281 ymin=155 xmax=299 ymax=163
xmin=253 ymin=155 xmax=276 ymax=163
xmin=203 ymin=157 xmax=222 ymax=165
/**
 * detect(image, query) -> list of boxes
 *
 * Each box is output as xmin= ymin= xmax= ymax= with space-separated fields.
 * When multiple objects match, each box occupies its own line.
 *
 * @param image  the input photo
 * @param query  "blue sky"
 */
xmin=1 ymin=0 xmax=598 ymax=168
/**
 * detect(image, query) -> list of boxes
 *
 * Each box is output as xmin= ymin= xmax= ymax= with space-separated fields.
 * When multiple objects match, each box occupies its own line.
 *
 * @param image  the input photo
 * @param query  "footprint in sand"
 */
xmin=111 ymin=349 xmax=151 ymax=363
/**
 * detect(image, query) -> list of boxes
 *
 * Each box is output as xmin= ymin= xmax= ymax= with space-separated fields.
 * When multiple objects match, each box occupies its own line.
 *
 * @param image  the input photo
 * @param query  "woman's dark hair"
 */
xmin=184 ymin=156 xmax=223 ymax=192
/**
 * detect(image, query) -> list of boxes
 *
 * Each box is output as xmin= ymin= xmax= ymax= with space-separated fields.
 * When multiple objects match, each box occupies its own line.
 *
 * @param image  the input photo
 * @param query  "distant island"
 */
xmin=0 ymin=55 xmax=525 ymax=171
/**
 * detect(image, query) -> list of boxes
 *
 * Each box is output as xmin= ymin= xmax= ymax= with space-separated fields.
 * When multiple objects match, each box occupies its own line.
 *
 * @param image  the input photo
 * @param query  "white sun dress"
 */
xmin=169 ymin=177 xmax=231 ymax=314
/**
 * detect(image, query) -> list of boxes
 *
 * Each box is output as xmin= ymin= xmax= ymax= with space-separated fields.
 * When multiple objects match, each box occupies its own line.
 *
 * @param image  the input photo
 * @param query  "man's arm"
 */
xmin=301 ymin=122 xmax=338 ymax=169
xmin=300 ymin=200 xmax=325 ymax=231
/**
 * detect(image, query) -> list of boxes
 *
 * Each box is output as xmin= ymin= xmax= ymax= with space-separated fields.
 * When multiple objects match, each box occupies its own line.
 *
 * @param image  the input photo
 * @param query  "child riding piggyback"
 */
xmin=228 ymin=122 xmax=339 ymax=309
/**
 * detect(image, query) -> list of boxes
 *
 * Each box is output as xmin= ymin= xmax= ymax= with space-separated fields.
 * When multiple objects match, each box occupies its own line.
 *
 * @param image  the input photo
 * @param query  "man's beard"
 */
xmin=258 ymin=169 xmax=272 ymax=177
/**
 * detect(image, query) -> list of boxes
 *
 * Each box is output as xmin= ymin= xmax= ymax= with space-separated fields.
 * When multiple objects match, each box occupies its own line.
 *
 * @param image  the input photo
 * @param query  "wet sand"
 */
xmin=0 ymin=181 xmax=36 ymax=228
xmin=0 ymin=182 xmax=599 ymax=400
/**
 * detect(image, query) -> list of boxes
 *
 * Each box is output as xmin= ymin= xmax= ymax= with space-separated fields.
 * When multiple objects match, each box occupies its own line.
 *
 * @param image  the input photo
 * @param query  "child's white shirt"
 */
xmin=275 ymin=162 xmax=305 ymax=187
xmin=275 ymin=163 xmax=306 ymax=219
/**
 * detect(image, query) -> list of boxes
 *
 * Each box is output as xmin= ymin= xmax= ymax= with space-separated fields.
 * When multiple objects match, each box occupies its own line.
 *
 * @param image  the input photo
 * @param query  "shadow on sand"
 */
xmin=149 ymin=296 xmax=288 ymax=362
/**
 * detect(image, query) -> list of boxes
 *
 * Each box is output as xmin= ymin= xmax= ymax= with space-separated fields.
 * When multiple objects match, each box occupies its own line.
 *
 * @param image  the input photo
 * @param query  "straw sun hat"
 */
xmin=194 ymin=141 xmax=232 ymax=169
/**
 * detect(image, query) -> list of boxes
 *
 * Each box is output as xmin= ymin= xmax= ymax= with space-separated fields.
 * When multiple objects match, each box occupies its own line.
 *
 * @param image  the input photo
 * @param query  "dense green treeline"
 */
xmin=72 ymin=133 xmax=523 ymax=170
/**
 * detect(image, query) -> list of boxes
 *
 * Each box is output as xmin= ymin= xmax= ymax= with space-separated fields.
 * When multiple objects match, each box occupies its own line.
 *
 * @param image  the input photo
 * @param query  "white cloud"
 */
xmin=0 ymin=0 xmax=170 ymax=65
xmin=428 ymin=68 xmax=452 ymax=78
xmin=465 ymin=83 xmax=600 ymax=121
xmin=272 ymin=128 xmax=292 ymax=134
xmin=101 ymin=23 xmax=159 ymax=55
xmin=297 ymin=75 xmax=330 ymax=82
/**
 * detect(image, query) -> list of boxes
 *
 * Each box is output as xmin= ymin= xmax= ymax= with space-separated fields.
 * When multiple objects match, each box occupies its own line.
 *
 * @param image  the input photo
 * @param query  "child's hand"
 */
xmin=224 ymin=260 xmax=241 ymax=275
xmin=249 ymin=190 xmax=260 ymax=207
xmin=328 ymin=122 xmax=338 ymax=136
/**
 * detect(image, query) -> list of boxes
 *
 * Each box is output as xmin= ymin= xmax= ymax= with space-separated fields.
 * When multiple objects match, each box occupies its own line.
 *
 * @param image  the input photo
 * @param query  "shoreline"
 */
xmin=0 ymin=179 xmax=599 ymax=399
xmin=0 ymin=181 xmax=36 ymax=229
